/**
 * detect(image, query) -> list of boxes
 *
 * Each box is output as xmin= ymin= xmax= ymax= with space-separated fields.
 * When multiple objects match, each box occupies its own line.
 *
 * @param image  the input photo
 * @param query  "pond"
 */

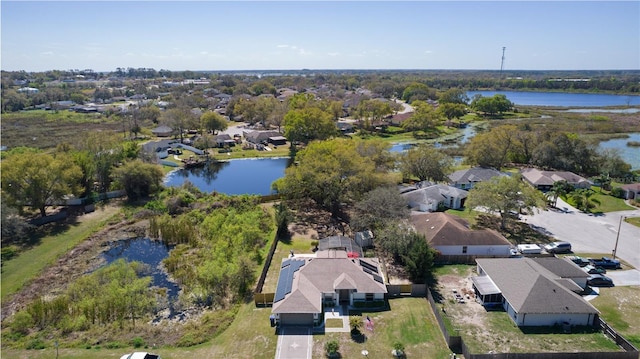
xmin=467 ymin=90 xmax=640 ymax=107
xmin=101 ymin=237 xmax=180 ymax=301
xmin=164 ymin=157 xmax=290 ymax=195
xmin=599 ymin=133 xmax=640 ymax=170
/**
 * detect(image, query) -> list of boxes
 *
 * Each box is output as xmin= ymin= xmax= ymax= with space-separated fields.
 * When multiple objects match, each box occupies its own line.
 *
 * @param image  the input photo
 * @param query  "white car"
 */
xmin=120 ymin=353 xmax=160 ymax=359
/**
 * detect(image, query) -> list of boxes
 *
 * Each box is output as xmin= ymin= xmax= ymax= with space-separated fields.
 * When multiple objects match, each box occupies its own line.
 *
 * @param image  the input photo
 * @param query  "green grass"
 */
xmin=445 ymin=208 xmax=481 ymax=227
xmin=325 ymin=318 xmax=344 ymax=328
xmin=315 ymin=298 xmax=450 ymax=358
xmin=627 ymin=216 xmax=640 ymax=228
xmin=591 ymin=286 xmax=640 ymax=349
xmin=261 ymin=235 xmax=316 ymax=293
xmin=1 ymin=205 xmax=121 ymax=303
xmin=588 ymin=186 xmax=635 ymax=213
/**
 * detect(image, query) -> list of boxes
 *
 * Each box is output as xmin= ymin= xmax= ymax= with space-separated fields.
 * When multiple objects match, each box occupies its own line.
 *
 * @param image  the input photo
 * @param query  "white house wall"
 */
xmin=435 ymin=245 xmax=511 ymax=256
xmin=515 ymin=313 xmax=594 ymax=326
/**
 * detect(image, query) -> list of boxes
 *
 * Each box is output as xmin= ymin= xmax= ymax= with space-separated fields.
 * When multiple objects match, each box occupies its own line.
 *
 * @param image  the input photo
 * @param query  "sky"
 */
xmin=1 ymin=1 xmax=639 ymax=72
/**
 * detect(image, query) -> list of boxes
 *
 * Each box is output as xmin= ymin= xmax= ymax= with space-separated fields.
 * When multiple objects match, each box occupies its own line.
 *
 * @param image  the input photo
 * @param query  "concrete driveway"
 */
xmin=605 ymin=270 xmax=640 ymax=286
xmin=522 ymin=198 xmax=640 ymax=269
xmin=275 ymin=327 xmax=312 ymax=359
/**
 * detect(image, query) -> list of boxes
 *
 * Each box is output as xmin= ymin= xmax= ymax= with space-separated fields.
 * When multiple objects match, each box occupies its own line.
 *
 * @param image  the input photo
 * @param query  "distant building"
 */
xmin=448 ymin=167 xmax=509 ymax=190
xmin=520 ymin=168 xmax=591 ymax=192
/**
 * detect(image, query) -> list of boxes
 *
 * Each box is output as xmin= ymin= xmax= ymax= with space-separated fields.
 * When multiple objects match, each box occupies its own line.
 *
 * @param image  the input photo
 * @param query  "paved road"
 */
xmin=522 ymin=198 xmax=640 ymax=270
xmin=606 ymin=270 xmax=640 ymax=286
xmin=275 ymin=327 xmax=312 ymax=359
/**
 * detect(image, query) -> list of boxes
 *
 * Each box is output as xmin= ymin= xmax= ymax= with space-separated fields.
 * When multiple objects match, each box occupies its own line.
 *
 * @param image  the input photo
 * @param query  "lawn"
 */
xmin=1 ymin=204 xmax=122 ymax=302
xmin=563 ymin=187 xmax=634 ymax=214
xmin=435 ymin=266 xmax=623 ymax=354
xmin=591 ymin=286 xmax=640 ymax=349
xmin=313 ymin=297 xmax=451 ymax=358
xmin=261 ymin=233 xmax=317 ymax=293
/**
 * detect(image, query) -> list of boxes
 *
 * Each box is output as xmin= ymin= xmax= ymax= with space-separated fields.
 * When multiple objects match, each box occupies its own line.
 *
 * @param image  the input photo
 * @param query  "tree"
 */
xmin=113 ymin=160 xmax=164 ymax=201
xmin=466 ymin=174 xmax=546 ymax=229
xmin=464 ymin=125 xmax=520 ymax=170
xmin=401 ymin=82 xmax=435 ymax=103
xmin=401 ymin=100 xmax=441 ymax=132
xmin=1 ymin=152 xmax=82 ymax=217
xmin=437 ymin=103 xmax=467 ymax=122
xmin=569 ymin=188 xmax=601 ymax=213
xmin=350 ymin=186 xmax=409 ymax=232
xmin=400 ymin=144 xmax=453 ymax=182
xmin=402 ymin=234 xmax=436 ymax=284
xmin=438 ymin=88 xmax=469 ymax=105
xmin=547 ymin=180 xmax=574 ymax=207
xmin=1 ymin=201 xmax=33 ymax=243
xmin=200 ymin=111 xmax=228 ymax=134
xmin=471 ymin=94 xmax=513 ymax=116
xmin=282 ymin=107 xmax=337 ymax=145
xmin=273 ymin=139 xmax=395 ymax=217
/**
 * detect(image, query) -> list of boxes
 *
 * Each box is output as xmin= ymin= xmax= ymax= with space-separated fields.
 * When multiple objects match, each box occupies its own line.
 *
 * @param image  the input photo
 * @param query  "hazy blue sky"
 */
xmin=2 ymin=1 xmax=638 ymax=72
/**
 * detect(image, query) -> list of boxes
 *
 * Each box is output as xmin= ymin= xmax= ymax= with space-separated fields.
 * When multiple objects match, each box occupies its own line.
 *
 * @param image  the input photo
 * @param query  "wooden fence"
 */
xmin=253 ymin=231 xmax=280 ymax=294
xmin=425 ymin=287 xmax=638 ymax=359
xmin=386 ymin=284 xmax=426 ymax=298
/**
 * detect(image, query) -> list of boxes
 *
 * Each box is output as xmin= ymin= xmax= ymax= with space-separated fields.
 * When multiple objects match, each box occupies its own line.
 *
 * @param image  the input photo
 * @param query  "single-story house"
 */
xmin=271 ymin=250 xmax=387 ymax=326
xmin=213 ymin=134 xmax=236 ymax=148
xmin=520 ymin=168 xmax=591 ymax=192
xmin=448 ymin=167 xmax=508 ymax=190
xmin=151 ymin=125 xmax=174 ymax=137
xmin=473 ymin=258 xmax=596 ymax=327
xmin=410 ymin=212 xmax=512 ymax=261
xmin=402 ymin=184 xmax=468 ymax=211
xmin=267 ymin=136 xmax=287 ymax=146
xmin=620 ymin=183 xmax=640 ymax=200
xmin=243 ymin=130 xmax=283 ymax=145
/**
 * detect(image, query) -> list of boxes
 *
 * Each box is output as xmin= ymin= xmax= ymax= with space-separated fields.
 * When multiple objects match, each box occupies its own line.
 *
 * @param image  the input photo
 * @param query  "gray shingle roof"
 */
xmin=476 ymin=258 xmax=598 ymax=315
xmin=448 ymin=167 xmax=507 ymax=185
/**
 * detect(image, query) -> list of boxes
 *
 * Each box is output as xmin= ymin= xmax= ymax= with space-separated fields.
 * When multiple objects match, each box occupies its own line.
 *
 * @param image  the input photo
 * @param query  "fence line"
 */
xmin=254 ymin=230 xmax=280 ymax=294
xmin=425 ymin=286 xmax=638 ymax=359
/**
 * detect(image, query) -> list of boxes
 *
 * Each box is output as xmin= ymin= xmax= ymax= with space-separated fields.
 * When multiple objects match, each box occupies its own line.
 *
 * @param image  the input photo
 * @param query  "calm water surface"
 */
xmin=467 ymin=91 xmax=640 ymax=107
xmin=599 ymin=133 xmax=640 ymax=170
xmin=101 ymin=238 xmax=180 ymax=300
xmin=164 ymin=157 xmax=289 ymax=195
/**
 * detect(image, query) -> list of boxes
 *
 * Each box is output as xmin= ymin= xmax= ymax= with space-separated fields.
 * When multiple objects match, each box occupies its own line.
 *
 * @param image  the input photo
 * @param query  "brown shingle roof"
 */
xmin=410 ymin=212 xmax=511 ymax=246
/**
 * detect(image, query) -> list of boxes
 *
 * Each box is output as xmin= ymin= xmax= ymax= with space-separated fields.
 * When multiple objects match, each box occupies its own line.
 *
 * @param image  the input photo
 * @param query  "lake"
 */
xmin=164 ymin=157 xmax=290 ymax=195
xmin=599 ymin=133 xmax=640 ymax=170
xmin=467 ymin=90 xmax=640 ymax=107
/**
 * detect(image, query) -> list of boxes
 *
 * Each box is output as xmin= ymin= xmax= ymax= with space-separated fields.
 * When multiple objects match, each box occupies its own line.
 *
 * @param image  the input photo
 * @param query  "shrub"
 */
xmin=26 ymin=338 xmax=46 ymax=350
xmin=325 ymin=339 xmax=339 ymax=355
xmin=610 ymin=187 xmax=625 ymax=199
xmin=9 ymin=311 xmax=33 ymax=336
xmin=131 ymin=337 xmax=145 ymax=348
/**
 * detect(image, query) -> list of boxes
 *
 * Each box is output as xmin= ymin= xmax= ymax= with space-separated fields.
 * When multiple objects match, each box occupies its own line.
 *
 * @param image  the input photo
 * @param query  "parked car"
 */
xmin=582 ymin=265 xmax=606 ymax=275
xmin=120 ymin=353 xmax=160 ymax=359
xmin=543 ymin=241 xmax=572 ymax=254
xmin=589 ymin=257 xmax=622 ymax=269
xmin=587 ymin=274 xmax=614 ymax=287
xmin=567 ymin=256 xmax=590 ymax=267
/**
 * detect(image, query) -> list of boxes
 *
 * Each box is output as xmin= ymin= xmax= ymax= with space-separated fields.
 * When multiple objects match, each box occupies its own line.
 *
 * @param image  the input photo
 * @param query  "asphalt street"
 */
xmin=522 ymin=197 xmax=640 ymax=270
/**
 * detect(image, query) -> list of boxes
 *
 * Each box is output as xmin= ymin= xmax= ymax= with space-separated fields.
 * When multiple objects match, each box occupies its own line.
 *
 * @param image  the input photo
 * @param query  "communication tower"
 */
xmin=500 ymin=47 xmax=506 ymax=76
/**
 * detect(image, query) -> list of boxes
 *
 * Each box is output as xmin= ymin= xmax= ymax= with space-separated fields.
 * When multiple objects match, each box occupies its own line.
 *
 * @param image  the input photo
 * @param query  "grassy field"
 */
xmin=591 ymin=286 xmax=640 ymax=349
xmin=1 ymin=204 xmax=122 ymax=302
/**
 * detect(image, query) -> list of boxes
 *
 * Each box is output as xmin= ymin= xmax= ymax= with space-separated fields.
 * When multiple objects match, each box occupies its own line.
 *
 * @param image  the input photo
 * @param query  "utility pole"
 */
xmin=500 ymin=47 xmax=506 ymax=77
xmin=613 ymin=215 xmax=626 ymax=259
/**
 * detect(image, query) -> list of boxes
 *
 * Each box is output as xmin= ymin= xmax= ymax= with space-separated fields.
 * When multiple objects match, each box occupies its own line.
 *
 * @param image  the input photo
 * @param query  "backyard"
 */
xmin=433 ymin=266 xmax=623 ymax=354
xmin=591 ymin=286 xmax=640 ymax=349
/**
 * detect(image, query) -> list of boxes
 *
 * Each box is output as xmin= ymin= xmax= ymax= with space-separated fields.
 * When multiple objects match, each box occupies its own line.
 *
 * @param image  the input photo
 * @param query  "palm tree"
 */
xmin=569 ymin=188 xmax=601 ymax=212
xmin=547 ymin=180 xmax=574 ymax=208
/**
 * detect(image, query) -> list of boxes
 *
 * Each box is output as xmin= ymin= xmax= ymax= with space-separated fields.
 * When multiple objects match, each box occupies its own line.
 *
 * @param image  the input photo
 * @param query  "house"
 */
xmin=243 ymin=130 xmax=283 ymax=145
xmin=448 ymin=167 xmax=508 ymax=190
xmin=151 ymin=125 xmax=174 ymax=137
xmin=267 ymin=136 xmax=287 ymax=146
xmin=619 ymin=183 xmax=640 ymax=200
xmin=213 ymin=134 xmax=236 ymax=148
xmin=410 ymin=212 xmax=512 ymax=261
xmin=473 ymin=258 xmax=597 ymax=327
xmin=402 ymin=184 xmax=468 ymax=211
xmin=271 ymin=250 xmax=387 ymax=326
xmin=520 ymin=168 xmax=591 ymax=192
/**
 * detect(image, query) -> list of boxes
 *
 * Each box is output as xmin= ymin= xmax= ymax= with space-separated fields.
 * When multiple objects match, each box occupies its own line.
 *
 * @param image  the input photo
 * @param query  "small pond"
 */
xmin=598 ymin=133 xmax=640 ymax=170
xmin=164 ymin=157 xmax=290 ymax=195
xmin=102 ymin=237 xmax=180 ymax=302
